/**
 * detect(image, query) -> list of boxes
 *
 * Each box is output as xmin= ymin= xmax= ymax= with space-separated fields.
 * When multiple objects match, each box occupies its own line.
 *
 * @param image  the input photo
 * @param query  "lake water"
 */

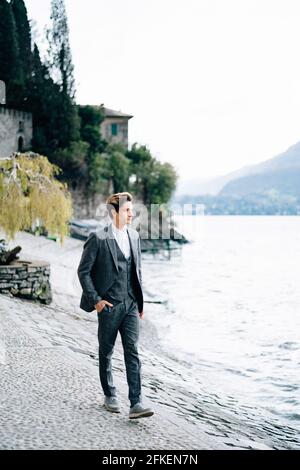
xmin=142 ymin=216 xmax=300 ymax=442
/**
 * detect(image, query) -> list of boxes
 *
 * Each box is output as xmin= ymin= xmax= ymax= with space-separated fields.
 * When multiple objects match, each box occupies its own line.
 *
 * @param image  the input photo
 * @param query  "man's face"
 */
xmin=114 ymin=201 xmax=133 ymax=225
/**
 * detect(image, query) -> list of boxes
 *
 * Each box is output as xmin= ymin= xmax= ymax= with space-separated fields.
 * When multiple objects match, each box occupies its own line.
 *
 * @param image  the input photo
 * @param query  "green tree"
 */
xmin=106 ymin=143 xmax=130 ymax=193
xmin=28 ymin=44 xmax=79 ymax=158
xmin=0 ymin=0 xmax=22 ymax=108
xmin=46 ymin=0 xmax=75 ymax=99
xmin=126 ymin=143 xmax=152 ymax=201
xmin=77 ymin=105 xmax=108 ymax=192
xmin=11 ymin=0 xmax=32 ymax=86
xmin=147 ymin=161 xmax=178 ymax=205
xmin=43 ymin=0 xmax=80 ymax=152
xmin=87 ymin=152 xmax=110 ymax=194
xmin=52 ymin=140 xmax=89 ymax=182
xmin=28 ymin=44 xmax=50 ymax=154
xmin=78 ymin=105 xmax=106 ymax=154
xmin=126 ymin=143 xmax=178 ymax=205
xmin=0 ymin=153 xmax=73 ymax=243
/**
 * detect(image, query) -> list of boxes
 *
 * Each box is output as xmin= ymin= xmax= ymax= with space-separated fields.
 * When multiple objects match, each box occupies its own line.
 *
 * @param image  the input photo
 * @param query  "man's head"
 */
xmin=106 ymin=192 xmax=134 ymax=228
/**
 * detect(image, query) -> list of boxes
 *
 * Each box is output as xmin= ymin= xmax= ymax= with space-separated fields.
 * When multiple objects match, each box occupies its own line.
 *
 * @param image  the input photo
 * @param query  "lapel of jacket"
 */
xmin=105 ymin=223 xmax=118 ymax=273
xmin=105 ymin=222 xmax=138 ymax=272
xmin=127 ymin=227 xmax=138 ymax=268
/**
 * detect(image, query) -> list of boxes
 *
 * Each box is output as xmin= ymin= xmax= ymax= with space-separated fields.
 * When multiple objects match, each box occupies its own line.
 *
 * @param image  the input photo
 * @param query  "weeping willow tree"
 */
xmin=0 ymin=152 xmax=73 ymax=244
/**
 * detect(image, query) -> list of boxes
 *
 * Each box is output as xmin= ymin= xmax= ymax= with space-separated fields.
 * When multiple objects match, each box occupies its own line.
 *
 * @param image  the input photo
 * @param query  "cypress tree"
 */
xmin=28 ymin=44 xmax=50 ymax=154
xmin=46 ymin=0 xmax=76 ymax=100
xmin=29 ymin=44 xmax=80 ymax=161
xmin=45 ymin=0 xmax=79 ymax=150
xmin=0 ymin=0 xmax=21 ymax=95
xmin=11 ymin=0 xmax=32 ymax=83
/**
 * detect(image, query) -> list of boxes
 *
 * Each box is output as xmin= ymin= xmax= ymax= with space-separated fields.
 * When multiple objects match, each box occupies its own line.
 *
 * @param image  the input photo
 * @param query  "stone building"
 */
xmin=99 ymin=105 xmax=133 ymax=148
xmin=0 ymin=106 xmax=33 ymax=157
xmin=0 ymin=81 xmax=32 ymax=157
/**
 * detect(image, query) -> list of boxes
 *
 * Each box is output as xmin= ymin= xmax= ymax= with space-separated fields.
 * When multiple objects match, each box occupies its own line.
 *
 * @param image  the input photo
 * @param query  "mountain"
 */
xmin=175 ymin=171 xmax=247 ymax=196
xmin=220 ymin=141 xmax=300 ymax=197
xmin=220 ymin=168 xmax=300 ymax=198
xmin=175 ymin=141 xmax=300 ymax=197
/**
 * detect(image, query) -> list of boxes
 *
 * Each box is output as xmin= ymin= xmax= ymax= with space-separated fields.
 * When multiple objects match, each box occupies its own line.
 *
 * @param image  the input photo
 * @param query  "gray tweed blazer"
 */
xmin=77 ymin=222 xmax=143 ymax=313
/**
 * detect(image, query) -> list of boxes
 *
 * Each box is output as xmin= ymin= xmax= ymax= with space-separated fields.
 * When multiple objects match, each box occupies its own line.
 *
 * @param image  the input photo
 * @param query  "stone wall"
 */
xmin=69 ymin=185 xmax=144 ymax=221
xmin=0 ymin=107 xmax=32 ymax=157
xmin=0 ymin=260 xmax=51 ymax=304
xmin=68 ymin=187 xmax=108 ymax=219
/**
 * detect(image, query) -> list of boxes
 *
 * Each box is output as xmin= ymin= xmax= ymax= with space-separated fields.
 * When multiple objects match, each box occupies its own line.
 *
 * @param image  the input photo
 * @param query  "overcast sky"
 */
xmin=25 ymin=0 xmax=300 ymax=182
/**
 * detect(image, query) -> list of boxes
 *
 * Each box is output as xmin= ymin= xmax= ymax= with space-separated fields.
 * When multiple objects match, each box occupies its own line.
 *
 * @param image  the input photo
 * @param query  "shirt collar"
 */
xmin=111 ymin=222 xmax=128 ymax=233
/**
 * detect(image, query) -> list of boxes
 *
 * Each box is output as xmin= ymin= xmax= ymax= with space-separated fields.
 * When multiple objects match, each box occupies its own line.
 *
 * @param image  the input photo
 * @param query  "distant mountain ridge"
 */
xmin=175 ymin=141 xmax=300 ymax=197
xmin=220 ymin=168 xmax=300 ymax=198
xmin=220 ymin=141 xmax=300 ymax=197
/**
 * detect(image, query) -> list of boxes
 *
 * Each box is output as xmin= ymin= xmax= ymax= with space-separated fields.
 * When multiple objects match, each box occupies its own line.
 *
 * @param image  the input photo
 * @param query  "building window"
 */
xmin=111 ymin=123 xmax=118 ymax=136
xmin=19 ymin=121 xmax=24 ymax=132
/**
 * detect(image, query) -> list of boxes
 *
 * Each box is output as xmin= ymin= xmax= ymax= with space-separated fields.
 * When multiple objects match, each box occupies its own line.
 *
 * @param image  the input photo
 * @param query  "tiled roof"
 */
xmin=100 ymin=106 xmax=133 ymax=119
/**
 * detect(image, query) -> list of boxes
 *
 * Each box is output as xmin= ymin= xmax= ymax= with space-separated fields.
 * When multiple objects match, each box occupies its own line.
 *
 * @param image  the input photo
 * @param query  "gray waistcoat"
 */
xmin=104 ymin=235 xmax=138 ymax=303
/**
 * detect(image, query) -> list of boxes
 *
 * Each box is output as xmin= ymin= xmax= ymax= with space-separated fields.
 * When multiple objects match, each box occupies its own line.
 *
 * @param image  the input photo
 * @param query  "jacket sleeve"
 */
xmin=137 ymin=236 xmax=143 ymax=290
xmin=77 ymin=232 xmax=102 ymax=307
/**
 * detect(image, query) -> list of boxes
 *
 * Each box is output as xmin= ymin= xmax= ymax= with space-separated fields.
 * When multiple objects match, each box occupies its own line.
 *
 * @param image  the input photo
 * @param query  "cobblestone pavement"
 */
xmin=1 ymin=294 xmax=293 ymax=450
xmin=0 ymin=296 xmax=219 ymax=450
xmin=1 ymin=231 xmax=298 ymax=450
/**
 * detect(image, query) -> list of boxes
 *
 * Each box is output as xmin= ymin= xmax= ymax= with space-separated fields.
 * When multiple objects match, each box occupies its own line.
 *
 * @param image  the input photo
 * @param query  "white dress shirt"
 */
xmin=111 ymin=223 xmax=131 ymax=259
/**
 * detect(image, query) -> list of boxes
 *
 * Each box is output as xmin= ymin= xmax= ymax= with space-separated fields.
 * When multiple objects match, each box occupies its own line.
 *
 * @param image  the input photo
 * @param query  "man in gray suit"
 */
xmin=77 ymin=192 xmax=154 ymax=419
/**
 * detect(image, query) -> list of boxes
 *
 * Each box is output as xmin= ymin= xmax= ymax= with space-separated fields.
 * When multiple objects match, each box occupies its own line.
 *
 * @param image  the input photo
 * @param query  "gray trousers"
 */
xmin=97 ymin=296 xmax=142 ymax=407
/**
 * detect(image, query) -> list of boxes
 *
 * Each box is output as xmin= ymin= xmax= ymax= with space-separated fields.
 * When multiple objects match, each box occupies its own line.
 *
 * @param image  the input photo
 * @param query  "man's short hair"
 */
xmin=106 ymin=192 xmax=133 ymax=218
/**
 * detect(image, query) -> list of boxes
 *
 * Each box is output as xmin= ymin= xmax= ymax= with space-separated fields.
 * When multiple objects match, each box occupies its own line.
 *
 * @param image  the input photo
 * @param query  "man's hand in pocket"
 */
xmin=94 ymin=300 xmax=113 ymax=313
